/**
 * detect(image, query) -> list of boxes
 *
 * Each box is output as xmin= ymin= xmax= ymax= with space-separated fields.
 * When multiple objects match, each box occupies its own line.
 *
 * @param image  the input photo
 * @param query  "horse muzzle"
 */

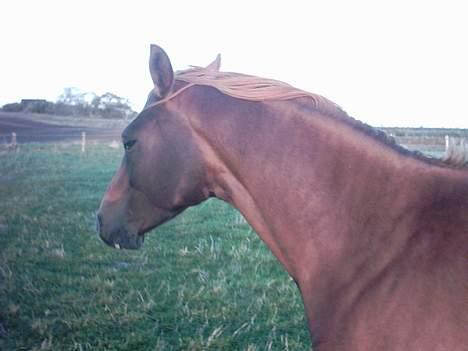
xmin=96 ymin=212 xmax=144 ymax=250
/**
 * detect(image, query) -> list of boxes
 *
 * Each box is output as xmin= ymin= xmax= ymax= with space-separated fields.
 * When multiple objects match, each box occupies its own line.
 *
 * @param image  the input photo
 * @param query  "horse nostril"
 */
xmin=96 ymin=213 xmax=103 ymax=234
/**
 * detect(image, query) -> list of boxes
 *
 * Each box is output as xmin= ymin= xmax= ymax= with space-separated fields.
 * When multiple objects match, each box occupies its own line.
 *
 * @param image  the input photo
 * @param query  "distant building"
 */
xmin=20 ymin=99 xmax=51 ymax=113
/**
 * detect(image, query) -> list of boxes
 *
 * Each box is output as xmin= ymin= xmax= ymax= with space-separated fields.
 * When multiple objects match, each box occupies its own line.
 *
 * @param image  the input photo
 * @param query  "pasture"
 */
xmin=0 ymin=143 xmax=309 ymax=350
xmin=0 ymin=113 xmax=465 ymax=350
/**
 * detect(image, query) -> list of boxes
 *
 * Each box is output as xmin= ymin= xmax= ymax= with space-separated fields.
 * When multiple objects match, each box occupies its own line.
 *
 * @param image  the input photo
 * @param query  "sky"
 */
xmin=0 ymin=0 xmax=467 ymax=128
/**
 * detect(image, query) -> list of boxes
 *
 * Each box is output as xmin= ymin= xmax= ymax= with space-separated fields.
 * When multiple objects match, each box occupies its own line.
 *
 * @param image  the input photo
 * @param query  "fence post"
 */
xmin=10 ymin=132 xmax=17 ymax=151
xmin=445 ymin=135 xmax=449 ymax=152
xmin=81 ymin=132 xmax=86 ymax=153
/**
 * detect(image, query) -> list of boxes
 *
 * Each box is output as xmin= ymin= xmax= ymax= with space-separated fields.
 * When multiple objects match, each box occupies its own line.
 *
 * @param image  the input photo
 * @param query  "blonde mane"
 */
xmin=175 ymin=66 xmax=344 ymax=117
xmin=174 ymin=66 xmax=468 ymax=170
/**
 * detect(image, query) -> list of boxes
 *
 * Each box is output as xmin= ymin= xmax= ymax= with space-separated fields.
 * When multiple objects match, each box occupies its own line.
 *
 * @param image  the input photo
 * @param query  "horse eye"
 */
xmin=123 ymin=139 xmax=137 ymax=151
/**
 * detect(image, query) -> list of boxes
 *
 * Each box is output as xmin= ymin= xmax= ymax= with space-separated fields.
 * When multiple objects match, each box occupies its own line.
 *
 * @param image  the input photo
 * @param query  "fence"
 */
xmin=0 ymin=131 xmax=121 ymax=152
xmin=1 ymin=131 xmax=466 ymax=158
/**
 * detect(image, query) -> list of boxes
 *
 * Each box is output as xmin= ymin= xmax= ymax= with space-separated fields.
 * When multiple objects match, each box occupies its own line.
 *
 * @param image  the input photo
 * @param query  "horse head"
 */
xmin=96 ymin=45 xmax=219 ymax=249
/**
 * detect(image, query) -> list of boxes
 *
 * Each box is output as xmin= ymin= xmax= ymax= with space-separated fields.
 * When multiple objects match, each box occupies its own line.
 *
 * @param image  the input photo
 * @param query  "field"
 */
xmin=0 ymin=143 xmax=309 ymax=350
xmin=1 ymin=113 xmax=466 ymax=350
xmin=0 ymin=111 xmax=125 ymax=144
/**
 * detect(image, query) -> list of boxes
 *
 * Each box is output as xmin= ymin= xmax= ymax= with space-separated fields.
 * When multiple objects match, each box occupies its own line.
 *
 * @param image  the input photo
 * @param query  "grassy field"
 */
xmin=0 ymin=144 xmax=309 ymax=350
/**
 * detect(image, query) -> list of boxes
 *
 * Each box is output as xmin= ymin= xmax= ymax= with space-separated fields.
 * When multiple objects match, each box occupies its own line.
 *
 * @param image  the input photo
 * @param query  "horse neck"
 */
xmin=188 ymin=91 xmax=417 ymax=264
xmin=179 ymin=89 xmax=468 ymax=349
xmin=184 ymin=88 xmax=468 ymax=310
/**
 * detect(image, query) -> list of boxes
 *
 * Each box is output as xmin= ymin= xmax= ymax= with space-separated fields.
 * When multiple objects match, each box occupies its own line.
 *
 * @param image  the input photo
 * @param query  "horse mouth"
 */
xmin=99 ymin=229 xmax=145 ymax=250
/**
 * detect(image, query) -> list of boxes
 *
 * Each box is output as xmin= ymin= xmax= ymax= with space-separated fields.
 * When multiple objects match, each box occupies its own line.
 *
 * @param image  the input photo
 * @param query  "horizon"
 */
xmin=0 ymin=0 xmax=466 ymax=128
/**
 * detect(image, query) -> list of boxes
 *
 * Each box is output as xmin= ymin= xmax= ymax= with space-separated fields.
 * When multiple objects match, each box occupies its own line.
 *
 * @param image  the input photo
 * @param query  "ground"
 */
xmin=0 ymin=111 xmax=125 ymax=144
xmin=0 ymin=141 xmax=309 ymax=351
xmin=0 ymin=112 xmax=465 ymax=350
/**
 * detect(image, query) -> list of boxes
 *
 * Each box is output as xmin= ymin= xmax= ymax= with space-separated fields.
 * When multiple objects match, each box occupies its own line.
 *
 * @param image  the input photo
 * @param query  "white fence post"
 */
xmin=81 ymin=132 xmax=86 ymax=153
xmin=445 ymin=135 xmax=449 ymax=152
xmin=9 ymin=132 xmax=17 ymax=151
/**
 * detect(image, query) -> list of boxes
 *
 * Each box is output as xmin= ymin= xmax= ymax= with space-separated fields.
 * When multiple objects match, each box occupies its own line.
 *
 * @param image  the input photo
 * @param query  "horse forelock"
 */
xmin=174 ymin=66 xmax=468 ymax=170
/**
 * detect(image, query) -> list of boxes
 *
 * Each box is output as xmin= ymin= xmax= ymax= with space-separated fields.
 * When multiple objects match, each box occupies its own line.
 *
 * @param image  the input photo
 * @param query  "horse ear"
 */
xmin=149 ymin=44 xmax=174 ymax=99
xmin=205 ymin=54 xmax=221 ymax=71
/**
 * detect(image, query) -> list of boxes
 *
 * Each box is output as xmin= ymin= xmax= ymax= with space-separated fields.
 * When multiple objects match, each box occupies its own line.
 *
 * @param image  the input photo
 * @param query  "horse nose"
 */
xmin=96 ymin=213 xmax=103 ymax=234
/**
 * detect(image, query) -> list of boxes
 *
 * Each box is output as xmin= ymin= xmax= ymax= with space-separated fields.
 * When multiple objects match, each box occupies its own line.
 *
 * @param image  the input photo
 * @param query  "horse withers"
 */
xmin=97 ymin=44 xmax=468 ymax=350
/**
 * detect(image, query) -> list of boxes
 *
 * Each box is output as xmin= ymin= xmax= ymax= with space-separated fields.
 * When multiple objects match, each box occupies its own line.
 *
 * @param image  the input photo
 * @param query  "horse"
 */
xmin=96 ymin=44 xmax=468 ymax=350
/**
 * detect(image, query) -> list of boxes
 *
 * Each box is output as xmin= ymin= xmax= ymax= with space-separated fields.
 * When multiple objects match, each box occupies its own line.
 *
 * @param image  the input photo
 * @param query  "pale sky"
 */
xmin=0 ymin=0 xmax=467 ymax=128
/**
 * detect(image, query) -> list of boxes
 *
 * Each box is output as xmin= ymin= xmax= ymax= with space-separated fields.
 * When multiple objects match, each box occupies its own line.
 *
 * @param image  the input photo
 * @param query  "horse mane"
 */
xmin=176 ymin=66 xmax=344 ymax=117
xmin=175 ymin=67 xmax=468 ymax=170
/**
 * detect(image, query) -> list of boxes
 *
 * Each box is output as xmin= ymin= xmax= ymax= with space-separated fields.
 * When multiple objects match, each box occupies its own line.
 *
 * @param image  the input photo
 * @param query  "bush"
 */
xmin=2 ymin=102 xmax=22 ymax=112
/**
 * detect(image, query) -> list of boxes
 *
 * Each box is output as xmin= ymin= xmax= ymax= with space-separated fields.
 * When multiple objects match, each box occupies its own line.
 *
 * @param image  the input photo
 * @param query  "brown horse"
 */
xmin=97 ymin=44 xmax=468 ymax=350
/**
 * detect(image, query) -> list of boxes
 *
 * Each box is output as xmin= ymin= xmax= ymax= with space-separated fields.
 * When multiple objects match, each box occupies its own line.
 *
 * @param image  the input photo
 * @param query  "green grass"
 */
xmin=0 ymin=144 xmax=309 ymax=350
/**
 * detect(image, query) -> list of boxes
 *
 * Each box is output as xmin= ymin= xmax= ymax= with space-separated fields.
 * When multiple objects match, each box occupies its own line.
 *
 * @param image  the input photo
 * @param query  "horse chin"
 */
xmin=119 ymin=234 xmax=144 ymax=250
xmin=100 ymin=229 xmax=145 ymax=250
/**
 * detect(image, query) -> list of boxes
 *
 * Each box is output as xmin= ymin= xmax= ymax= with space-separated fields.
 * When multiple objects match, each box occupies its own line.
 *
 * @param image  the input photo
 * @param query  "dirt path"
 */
xmin=0 ymin=112 xmax=124 ymax=143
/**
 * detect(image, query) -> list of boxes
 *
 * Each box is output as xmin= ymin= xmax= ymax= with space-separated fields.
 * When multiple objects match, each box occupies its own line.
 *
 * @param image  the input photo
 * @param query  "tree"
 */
xmin=2 ymin=88 xmax=136 ymax=119
xmin=57 ymin=87 xmax=86 ymax=106
xmin=92 ymin=92 xmax=135 ymax=119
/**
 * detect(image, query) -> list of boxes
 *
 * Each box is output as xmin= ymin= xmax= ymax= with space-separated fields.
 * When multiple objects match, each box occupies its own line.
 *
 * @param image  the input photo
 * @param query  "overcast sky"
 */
xmin=0 ymin=0 xmax=466 ymax=127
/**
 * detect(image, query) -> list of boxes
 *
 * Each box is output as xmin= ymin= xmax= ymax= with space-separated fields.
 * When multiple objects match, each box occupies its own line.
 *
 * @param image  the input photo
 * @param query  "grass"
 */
xmin=0 ymin=144 xmax=310 ymax=350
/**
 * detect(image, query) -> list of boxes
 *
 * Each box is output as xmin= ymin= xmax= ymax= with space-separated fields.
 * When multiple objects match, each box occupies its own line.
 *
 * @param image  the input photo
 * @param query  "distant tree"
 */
xmin=2 ymin=102 xmax=22 ymax=112
xmin=92 ymin=92 xmax=136 ymax=119
xmin=57 ymin=87 xmax=86 ymax=106
xmin=56 ymin=87 xmax=90 ymax=116
xmin=2 ymin=87 xmax=136 ymax=119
